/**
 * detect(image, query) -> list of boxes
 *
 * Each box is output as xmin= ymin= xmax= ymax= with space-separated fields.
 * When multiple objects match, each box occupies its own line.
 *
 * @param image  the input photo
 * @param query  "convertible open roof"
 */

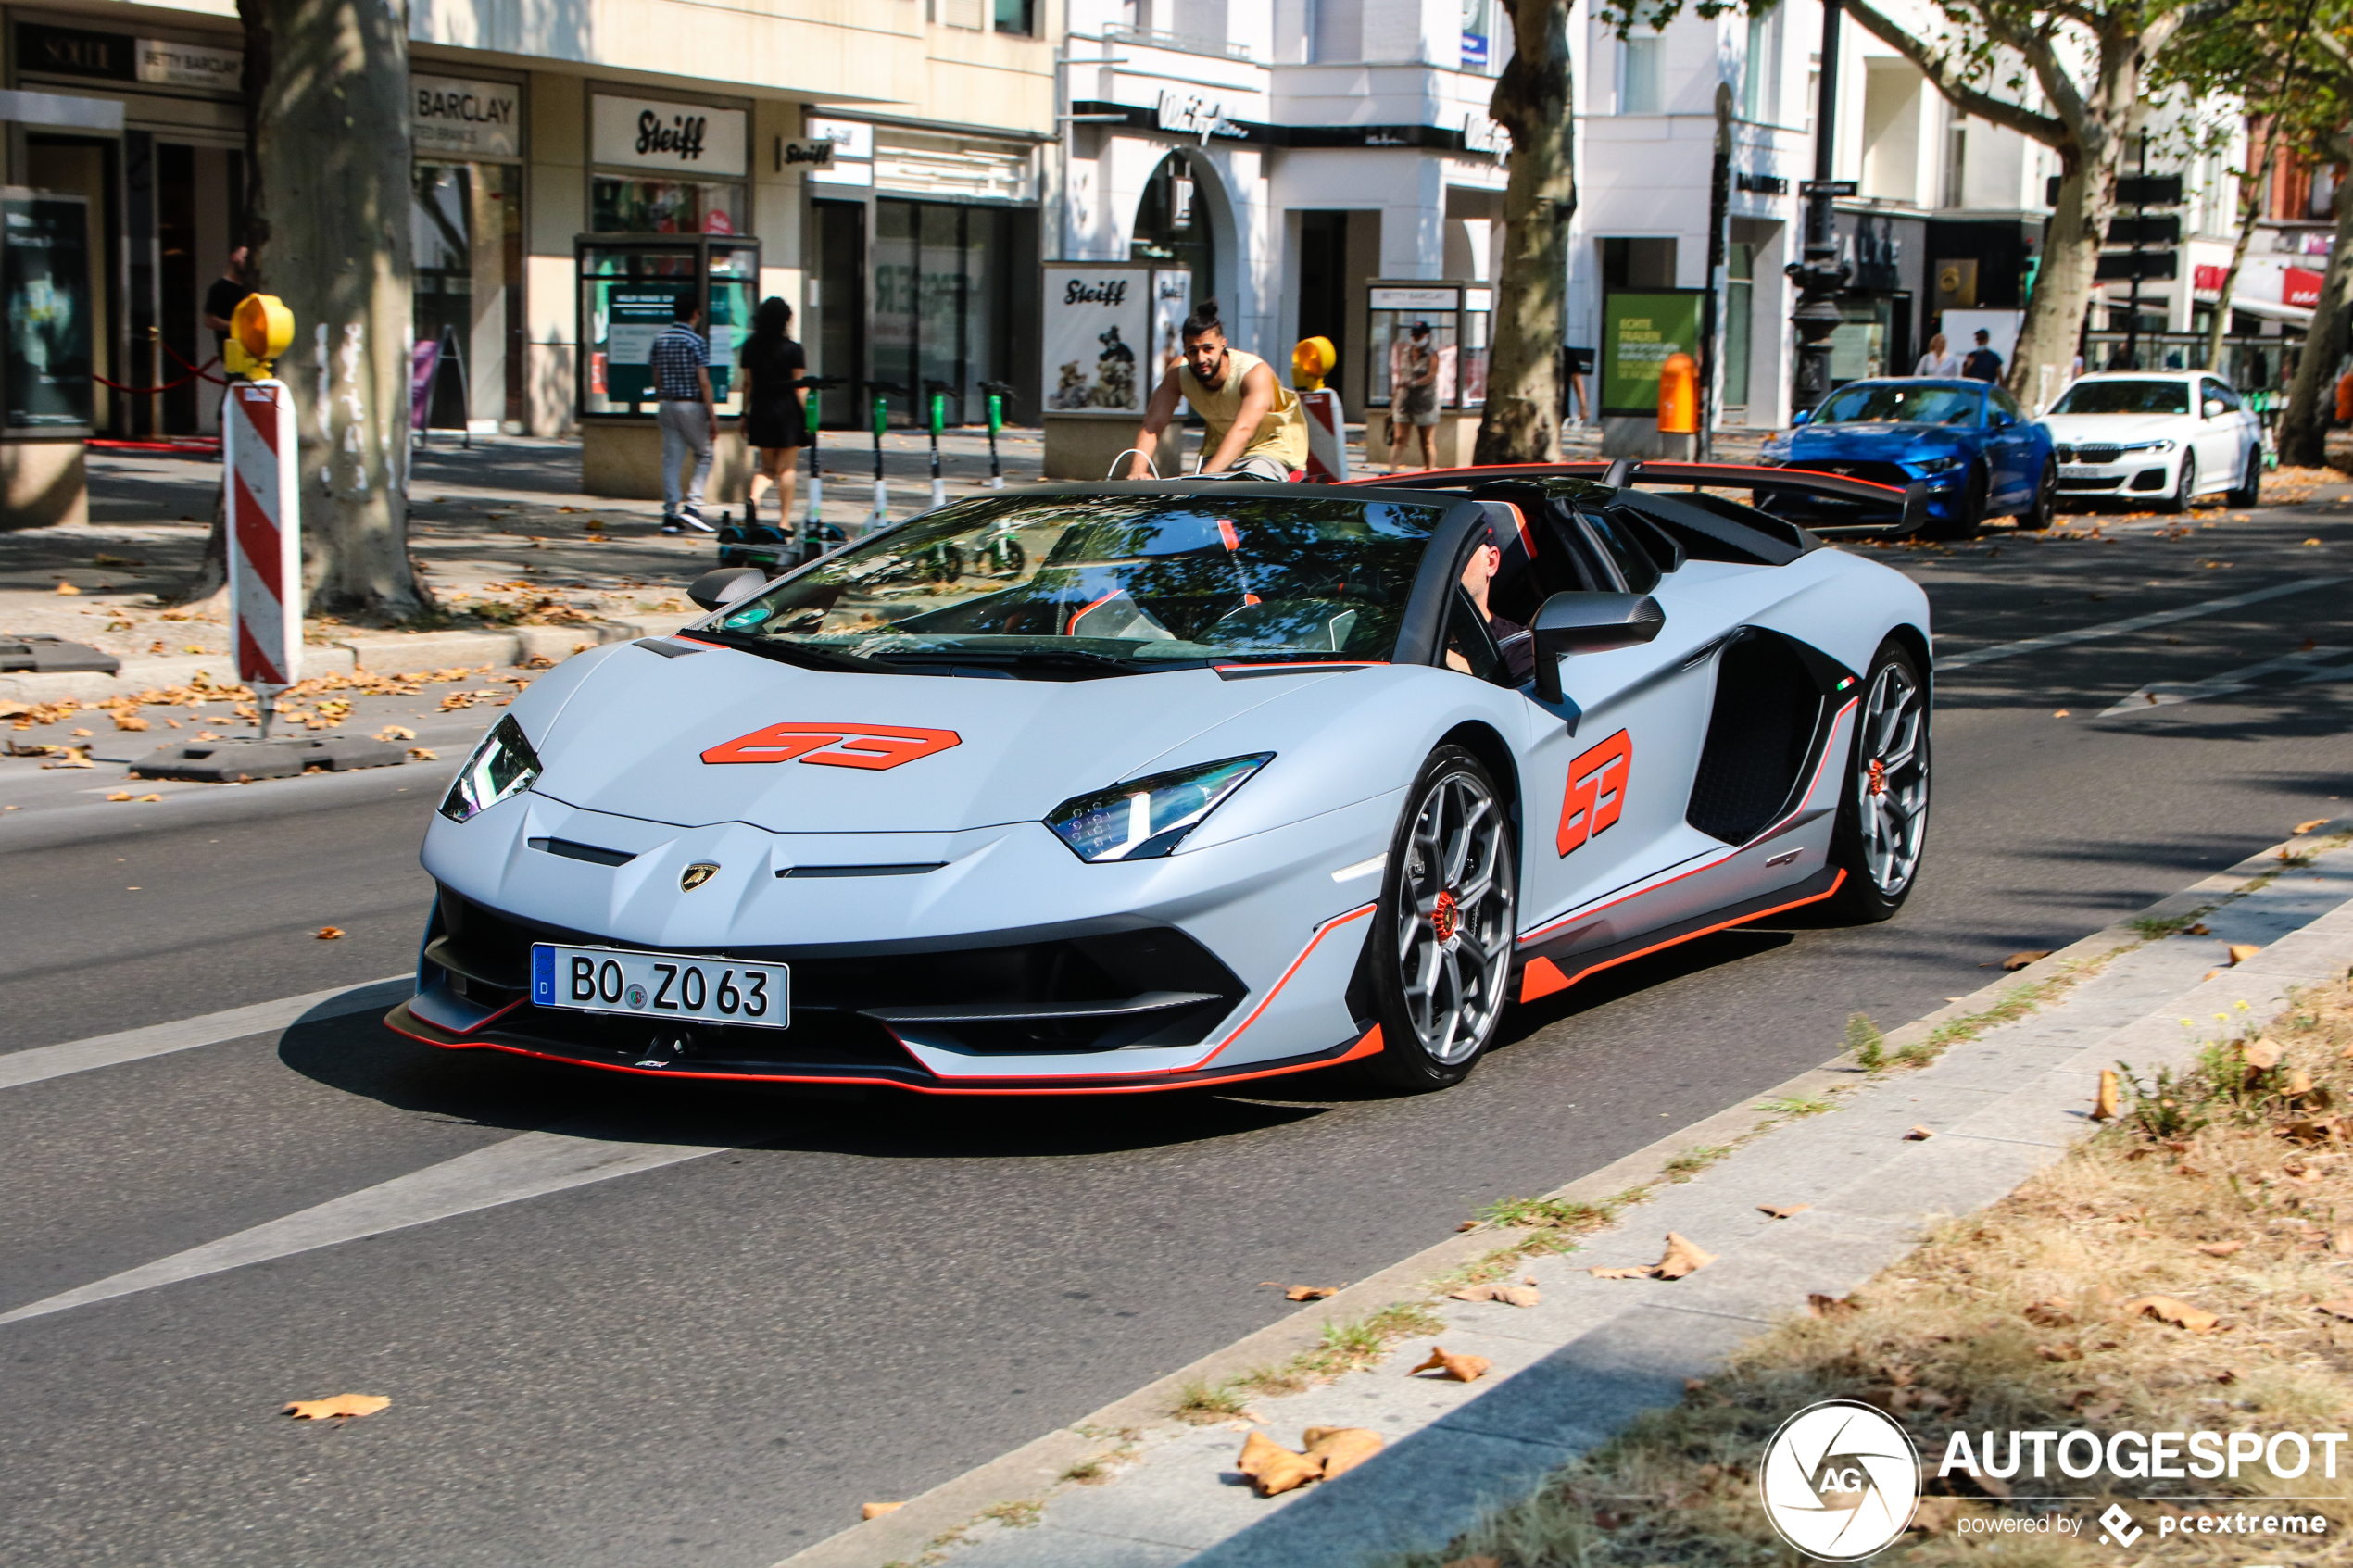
xmin=1337 ymin=459 xmax=1922 ymax=524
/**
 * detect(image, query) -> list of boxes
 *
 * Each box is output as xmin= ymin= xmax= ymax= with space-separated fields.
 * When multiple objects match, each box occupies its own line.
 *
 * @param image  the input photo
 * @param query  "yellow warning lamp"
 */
xmin=225 ymin=293 xmax=296 ymax=380
xmin=1290 ymin=335 xmax=1336 ymax=391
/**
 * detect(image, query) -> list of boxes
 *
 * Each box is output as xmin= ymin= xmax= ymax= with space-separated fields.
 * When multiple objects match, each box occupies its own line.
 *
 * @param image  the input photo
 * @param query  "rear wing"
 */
xmin=1338 ymin=460 xmax=1927 ymax=537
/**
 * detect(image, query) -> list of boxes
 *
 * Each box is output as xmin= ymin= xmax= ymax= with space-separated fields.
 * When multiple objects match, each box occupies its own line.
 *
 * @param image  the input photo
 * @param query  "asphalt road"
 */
xmin=5 ymin=491 xmax=2351 ymax=1568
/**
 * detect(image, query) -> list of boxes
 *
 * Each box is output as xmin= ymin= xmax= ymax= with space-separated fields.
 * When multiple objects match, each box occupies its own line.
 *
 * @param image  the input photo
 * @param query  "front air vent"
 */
xmin=527 ymin=836 xmax=638 ymax=867
xmin=777 ymin=863 xmax=946 ymax=878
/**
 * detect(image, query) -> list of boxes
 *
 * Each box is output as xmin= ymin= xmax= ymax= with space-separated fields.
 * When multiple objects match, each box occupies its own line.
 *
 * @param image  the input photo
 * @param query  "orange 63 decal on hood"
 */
xmin=701 ymin=722 xmax=963 ymax=771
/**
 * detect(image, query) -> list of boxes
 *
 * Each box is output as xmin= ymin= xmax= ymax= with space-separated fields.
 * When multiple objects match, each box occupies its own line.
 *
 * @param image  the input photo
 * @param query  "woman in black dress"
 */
xmin=737 ymin=296 xmax=809 ymax=531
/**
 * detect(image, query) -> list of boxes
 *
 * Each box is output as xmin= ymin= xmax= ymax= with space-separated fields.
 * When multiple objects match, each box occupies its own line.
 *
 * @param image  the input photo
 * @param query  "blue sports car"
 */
xmin=1758 ymin=378 xmax=2057 ymax=538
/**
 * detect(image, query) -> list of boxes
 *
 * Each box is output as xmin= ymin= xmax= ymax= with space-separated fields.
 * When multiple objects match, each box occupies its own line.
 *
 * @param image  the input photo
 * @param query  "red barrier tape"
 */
xmin=91 ymin=351 xmax=225 ymax=395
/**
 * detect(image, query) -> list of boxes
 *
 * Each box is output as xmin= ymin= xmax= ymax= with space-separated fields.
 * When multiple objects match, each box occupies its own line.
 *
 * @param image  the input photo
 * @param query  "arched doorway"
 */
xmin=1129 ymin=151 xmax=1216 ymax=308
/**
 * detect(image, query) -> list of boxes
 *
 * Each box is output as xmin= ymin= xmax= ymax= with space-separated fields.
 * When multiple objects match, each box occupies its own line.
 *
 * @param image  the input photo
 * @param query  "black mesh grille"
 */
xmin=1686 ymin=633 xmax=1822 ymax=845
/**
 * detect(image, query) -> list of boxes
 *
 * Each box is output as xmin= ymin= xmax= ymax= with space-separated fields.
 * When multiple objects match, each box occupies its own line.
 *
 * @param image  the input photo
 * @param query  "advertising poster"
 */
xmin=1042 ymin=265 xmax=1149 ymax=415
xmin=1149 ymin=269 xmax=1192 ymax=389
xmin=596 ymin=286 xmax=688 ymax=407
xmin=3 ymin=190 xmax=94 ymax=431
xmin=1600 ymin=291 xmax=1704 ymax=418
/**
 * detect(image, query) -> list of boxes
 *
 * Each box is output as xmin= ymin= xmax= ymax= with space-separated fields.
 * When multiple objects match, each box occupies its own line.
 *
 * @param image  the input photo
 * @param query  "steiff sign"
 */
xmin=413 ymin=74 xmax=520 ymax=158
xmin=591 ymin=94 xmax=747 ymax=178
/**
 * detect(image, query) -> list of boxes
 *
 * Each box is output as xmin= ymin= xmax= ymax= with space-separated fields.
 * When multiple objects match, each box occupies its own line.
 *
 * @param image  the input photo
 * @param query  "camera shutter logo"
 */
xmin=1759 ymin=1399 xmax=1920 ymax=1559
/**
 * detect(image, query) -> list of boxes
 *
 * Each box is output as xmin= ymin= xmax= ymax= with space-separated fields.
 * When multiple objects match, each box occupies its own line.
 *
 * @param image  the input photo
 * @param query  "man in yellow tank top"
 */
xmin=1124 ymin=300 xmax=1310 ymax=480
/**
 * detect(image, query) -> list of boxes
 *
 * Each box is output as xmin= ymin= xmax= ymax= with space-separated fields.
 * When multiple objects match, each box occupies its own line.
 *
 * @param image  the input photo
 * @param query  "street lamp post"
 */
xmin=1789 ymin=0 xmax=1848 ymax=414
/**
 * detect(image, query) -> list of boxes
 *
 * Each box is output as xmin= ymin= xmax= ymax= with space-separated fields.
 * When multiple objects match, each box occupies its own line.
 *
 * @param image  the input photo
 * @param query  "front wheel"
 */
xmin=1358 ymin=746 xmax=1518 ymax=1092
xmin=1921 ymin=464 xmax=1986 ymax=540
xmin=2225 ymin=445 xmax=2262 ymax=507
xmin=1822 ymin=642 xmax=1931 ymax=923
xmin=2016 ymin=458 xmax=2058 ymax=531
xmin=2163 ymin=452 xmax=2197 ymax=514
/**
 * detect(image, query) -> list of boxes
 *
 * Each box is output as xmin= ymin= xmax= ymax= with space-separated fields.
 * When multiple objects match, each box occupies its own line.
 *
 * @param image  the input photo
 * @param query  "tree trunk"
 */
xmin=2279 ymin=148 xmax=2353 ymax=467
xmin=2007 ymin=158 xmax=2113 ymax=411
xmin=1474 ymin=0 xmax=1574 ymax=466
xmin=241 ymin=0 xmax=428 ymax=621
xmin=2205 ymin=125 xmax=2271 ymax=376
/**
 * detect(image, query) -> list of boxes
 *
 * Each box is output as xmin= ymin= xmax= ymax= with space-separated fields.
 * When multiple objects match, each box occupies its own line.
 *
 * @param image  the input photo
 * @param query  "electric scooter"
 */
xmin=978 ymin=379 xmax=1013 ymax=489
xmin=921 ymin=380 xmax=959 ymax=511
xmin=796 ymin=374 xmax=848 ymax=564
xmin=863 ymin=380 xmax=907 ymax=535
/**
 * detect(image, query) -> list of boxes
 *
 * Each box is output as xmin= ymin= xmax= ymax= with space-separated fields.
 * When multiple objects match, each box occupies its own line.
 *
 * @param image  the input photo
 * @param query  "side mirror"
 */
xmin=688 ymin=566 xmax=769 ymax=611
xmin=2203 ymin=398 xmax=2226 ymax=420
xmin=1992 ymin=410 xmax=2015 ymax=427
xmin=1789 ymin=408 xmax=1813 ymax=428
xmin=1529 ymin=591 xmax=1666 ymax=705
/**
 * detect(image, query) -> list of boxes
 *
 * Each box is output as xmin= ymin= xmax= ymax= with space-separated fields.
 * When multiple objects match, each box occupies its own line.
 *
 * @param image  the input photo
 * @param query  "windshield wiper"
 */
xmin=688 ymin=628 xmax=910 ymax=677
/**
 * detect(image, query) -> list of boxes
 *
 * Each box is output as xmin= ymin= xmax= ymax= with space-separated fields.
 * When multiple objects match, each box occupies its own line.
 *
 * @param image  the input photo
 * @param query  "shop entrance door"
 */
xmin=871 ymin=198 xmax=1034 ymax=425
xmin=810 ymin=199 xmax=864 ymax=431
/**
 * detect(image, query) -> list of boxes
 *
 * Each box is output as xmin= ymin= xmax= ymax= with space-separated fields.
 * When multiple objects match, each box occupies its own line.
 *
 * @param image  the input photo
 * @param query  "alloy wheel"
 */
xmin=1393 ymin=769 xmax=1516 ymax=1065
xmin=1856 ymin=659 xmax=1930 ymax=897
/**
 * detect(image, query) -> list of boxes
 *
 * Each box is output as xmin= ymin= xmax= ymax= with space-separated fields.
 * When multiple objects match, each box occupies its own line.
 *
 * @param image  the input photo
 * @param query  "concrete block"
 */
xmin=1814 ymin=1133 xmax=2063 ymax=1225
xmin=581 ymin=419 xmax=754 ymax=502
xmin=946 ymin=1522 xmax=1193 ymax=1568
xmin=1042 ymin=415 xmax=1147 ymax=482
xmin=338 ymin=631 xmax=522 ymax=671
xmin=0 ymin=437 xmax=87 ymax=529
xmin=513 ymin=623 xmax=637 ymax=662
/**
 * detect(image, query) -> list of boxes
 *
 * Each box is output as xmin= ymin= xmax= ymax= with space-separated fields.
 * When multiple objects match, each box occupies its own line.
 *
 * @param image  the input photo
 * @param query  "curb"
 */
xmin=0 ymin=621 xmax=649 ymax=703
xmin=773 ymin=821 xmax=2348 ymax=1568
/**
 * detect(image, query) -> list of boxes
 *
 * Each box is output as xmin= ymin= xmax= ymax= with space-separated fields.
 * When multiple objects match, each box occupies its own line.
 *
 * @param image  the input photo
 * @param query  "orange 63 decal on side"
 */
xmin=1555 ymin=729 xmax=1631 ymax=857
xmin=701 ymin=723 xmax=963 ymax=771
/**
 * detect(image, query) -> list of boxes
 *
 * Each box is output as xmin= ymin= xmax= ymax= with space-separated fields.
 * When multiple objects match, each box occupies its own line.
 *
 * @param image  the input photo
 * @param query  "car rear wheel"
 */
xmin=2164 ymin=452 xmax=2197 ymax=514
xmin=1920 ymin=463 xmax=1986 ymax=540
xmin=1823 ymin=642 xmax=1930 ymax=923
xmin=2016 ymin=457 xmax=2058 ymax=531
xmin=1358 ymin=746 xmax=1517 ymax=1091
xmin=2225 ymin=445 xmax=2262 ymax=507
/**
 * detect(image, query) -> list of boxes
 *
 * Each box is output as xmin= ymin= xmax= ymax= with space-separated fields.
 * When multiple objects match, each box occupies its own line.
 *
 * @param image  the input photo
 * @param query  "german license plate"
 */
xmin=531 ymin=945 xmax=789 ymax=1029
xmin=2060 ymin=464 xmax=2104 ymax=477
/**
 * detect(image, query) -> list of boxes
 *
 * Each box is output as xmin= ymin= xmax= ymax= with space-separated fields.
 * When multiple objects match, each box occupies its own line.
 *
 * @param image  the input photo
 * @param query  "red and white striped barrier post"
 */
xmin=1299 ymin=387 xmax=1351 ymax=483
xmin=223 ymin=376 xmax=301 ymax=736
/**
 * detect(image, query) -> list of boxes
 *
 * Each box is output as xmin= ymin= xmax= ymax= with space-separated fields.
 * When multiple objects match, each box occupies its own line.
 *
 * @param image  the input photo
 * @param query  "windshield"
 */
xmin=1814 ymin=383 xmax=1983 ymax=426
xmin=2048 ymin=379 xmax=2190 ymax=415
xmin=704 ymin=493 xmax=1445 ymax=674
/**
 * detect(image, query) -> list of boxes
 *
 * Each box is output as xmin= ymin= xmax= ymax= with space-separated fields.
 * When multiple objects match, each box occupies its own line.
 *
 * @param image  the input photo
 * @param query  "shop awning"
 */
xmin=2230 ymin=296 xmax=2315 ymax=326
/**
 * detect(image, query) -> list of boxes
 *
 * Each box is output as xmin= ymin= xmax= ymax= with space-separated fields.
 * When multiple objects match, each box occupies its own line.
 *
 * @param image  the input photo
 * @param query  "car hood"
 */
xmin=522 ymin=641 xmax=1317 ymax=834
xmin=2040 ymin=412 xmax=2184 ymax=444
xmin=1769 ymin=422 xmax=1971 ymax=460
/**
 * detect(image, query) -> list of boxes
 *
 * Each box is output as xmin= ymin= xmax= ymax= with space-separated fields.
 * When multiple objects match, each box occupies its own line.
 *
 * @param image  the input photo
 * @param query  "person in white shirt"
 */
xmin=1914 ymin=333 xmax=1962 ymax=377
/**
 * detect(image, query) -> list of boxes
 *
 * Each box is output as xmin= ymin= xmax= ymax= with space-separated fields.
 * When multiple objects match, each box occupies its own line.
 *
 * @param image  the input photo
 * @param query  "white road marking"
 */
xmin=0 ymin=1128 xmax=727 ymax=1327
xmin=2098 ymin=647 xmax=2352 ymax=716
xmin=0 ymin=976 xmax=412 ymax=1092
xmin=1934 ymin=575 xmax=2351 ymax=671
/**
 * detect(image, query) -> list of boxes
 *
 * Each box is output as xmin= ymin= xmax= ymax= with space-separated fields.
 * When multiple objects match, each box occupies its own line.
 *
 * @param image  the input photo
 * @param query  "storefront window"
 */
xmin=578 ymin=240 xmax=758 ymax=418
xmin=591 ymin=177 xmax=743 ymax=235
xmin=872 ymin=199 xmax=1024 ymax=424
xmin=412 ymin=162 xmax=524 ymax=430
xmin=1129 ymin=153 xmax=1214 ymax=310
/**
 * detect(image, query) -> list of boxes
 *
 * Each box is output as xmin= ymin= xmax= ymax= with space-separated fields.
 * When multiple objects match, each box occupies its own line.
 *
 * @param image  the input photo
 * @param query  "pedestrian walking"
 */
xmin=1394 ymin=323 xmax=1441 ymax=470
xmin=1960 ymin=330 xmax=2003 ymax=383
xmin=650 ymin=296 xmax=718 ymax=533
xmin=736 ymin=296 xmax=809 ymax=532
xmin=1913 ymin=332 xmax=1961 ymax=377
xmin=199 ymin=245 xmax=254 ymax=353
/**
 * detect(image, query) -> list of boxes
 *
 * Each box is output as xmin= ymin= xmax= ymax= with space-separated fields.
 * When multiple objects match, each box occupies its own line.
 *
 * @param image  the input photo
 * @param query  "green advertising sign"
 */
xmin=1600 ymin=291 xmax=1704 ymax=418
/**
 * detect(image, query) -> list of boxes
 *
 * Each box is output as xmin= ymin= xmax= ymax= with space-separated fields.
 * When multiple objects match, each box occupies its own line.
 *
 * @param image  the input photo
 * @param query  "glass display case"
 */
xmin=576 ymin=234 xmax=760 ymax=420
xmin=1364 ymin=282 xmax=1492 ymax=413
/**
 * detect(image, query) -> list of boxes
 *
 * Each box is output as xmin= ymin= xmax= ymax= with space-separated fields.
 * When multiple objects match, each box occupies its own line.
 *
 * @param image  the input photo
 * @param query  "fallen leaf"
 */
xmin=2196 ymin=1240 xmax=2246 ymax=1257
xmin=1301 ymin=1426 xmax=1384 ymax=1480
xmin=2295 ymin=819 xmax=2330 ymax=835
xmin=315 ymin=926 xmax=346 ymax=940
xmin=1808 ymin=1293 xmax=1859 ymax=1318
xmin=69 ymin=727 xmax=93 ymax=737
xmin=2315 ymin=1298 xmax=2353 ymax=1323
xmin=2240 ymin=1038 xmax=2284 ymax=1070
xmin=2227 ymin=943 xmax=2261 ymax=965
xmin=1450 ymin=1283 xmax=1541 ymax=1307
xmin=1455 ymin=1219 xmax=1479 ymax=1231
xmin=2053 ymin=709 xmax=2070 ymax=718
xmin=114 ymin=714 xmax=149 ymax=732
xmin=1283 ymin=1286 xmax=1338 ymax=1301
xmin=376 ymin=724 xmax=418 ymax=741
xmin=2213 ymin=1369 xmax=2237 ymax=1386
xmin=1655 ymin=1232 xmax=1715 ymax=1278
xmin=1905 ymin=1124 xmax=1935 ymax=1140
xmin=2331 ymin=1230 xmax=2353 ymax=1255
xmin=106 ymin=791 xmax=132 ymax=802
xmin=2184 ymin=922 xmax=2211 ymax=935
xmin=2023 ymin=1298 xmax=2076 ymax=1327
xmin=1237 ymin=1430 xmax=1322 ymax=1496
xmin=283 ymin=1393 xmax=389 ymax=1421
xmin=2093 ymin=1069 xmax=2120 ymax=1121
xmin=2285 ymin=1068 xmax=2316 ymax=1097
xmin=860 ymin=1502 xmax=903 ymax=1521
xmin=55 ymin=582 xmax=79 ymax=595
xmin=2120 ymin=1295 xmax=2219 ymax=1333
xmin=1757 ymin=1203 xmax=1811 ymax=1219
xmin=2002 ymin=949 xmax=2051 ymax=971
xmin=137 ymin=794 xmax=160 ymax=803
xmin=408 ymin=747 xmax=439 ymax=761
xmin=1588 ymin=1265 xmax=1652 ymax=1279
xmin=1409 ymin=1347 xmax=1491 ymax=1382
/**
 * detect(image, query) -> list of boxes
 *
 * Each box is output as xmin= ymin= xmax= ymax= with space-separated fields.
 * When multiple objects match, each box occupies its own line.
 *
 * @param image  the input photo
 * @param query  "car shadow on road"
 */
xmin=275 ymin=1010 xmax=1328 ymax=1161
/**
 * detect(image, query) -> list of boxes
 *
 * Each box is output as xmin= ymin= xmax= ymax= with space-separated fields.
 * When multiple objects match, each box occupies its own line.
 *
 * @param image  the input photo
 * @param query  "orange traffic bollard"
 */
xmin=1657 ymin=352 xmax=1698 ymax=435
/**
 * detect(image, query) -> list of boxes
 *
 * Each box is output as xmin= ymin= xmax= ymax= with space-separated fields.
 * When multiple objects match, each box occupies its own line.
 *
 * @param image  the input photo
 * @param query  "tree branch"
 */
xmin=1843 ymin=0 xmax=2070 ymax=144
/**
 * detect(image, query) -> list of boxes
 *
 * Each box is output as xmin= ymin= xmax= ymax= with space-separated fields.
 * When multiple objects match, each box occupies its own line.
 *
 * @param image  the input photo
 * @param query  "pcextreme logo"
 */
xmin=701 ymin=722 xmax=962 ymax=770
xmin=1556 ymin=729 xmax=1631 ymax=857
xmin=1759 ymin=1399 xmax=1922 ymax=1560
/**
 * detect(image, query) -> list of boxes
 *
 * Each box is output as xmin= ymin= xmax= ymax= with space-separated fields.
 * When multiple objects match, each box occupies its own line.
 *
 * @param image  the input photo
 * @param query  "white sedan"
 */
xmin=2043 ymin=371 xmax=2265 ymax=512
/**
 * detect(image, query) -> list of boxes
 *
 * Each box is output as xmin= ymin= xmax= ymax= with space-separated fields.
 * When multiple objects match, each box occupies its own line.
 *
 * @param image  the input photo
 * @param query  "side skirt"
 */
xmin=1516 ymin=866 xmax=1844 ymax=1004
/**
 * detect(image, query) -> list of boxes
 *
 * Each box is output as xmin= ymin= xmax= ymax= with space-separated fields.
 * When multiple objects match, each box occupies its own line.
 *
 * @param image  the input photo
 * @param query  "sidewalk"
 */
xmin=787 ymin=822 xmax=2353 ymax=1568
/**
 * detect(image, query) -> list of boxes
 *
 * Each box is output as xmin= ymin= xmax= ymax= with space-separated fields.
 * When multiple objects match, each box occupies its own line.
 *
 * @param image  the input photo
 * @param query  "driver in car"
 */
xmin=1446 ymin=519 xmax=1535 ymax=683
xmin=1126 ymin=300 xmax=1310 ymax=481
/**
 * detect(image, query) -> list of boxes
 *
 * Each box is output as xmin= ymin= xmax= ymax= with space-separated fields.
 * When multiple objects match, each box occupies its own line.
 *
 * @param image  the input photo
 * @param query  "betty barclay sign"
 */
xmin=413 ymin=74 xmax=520 ymax=159
xmin=591 ymin=94 xmax=748 ymax=179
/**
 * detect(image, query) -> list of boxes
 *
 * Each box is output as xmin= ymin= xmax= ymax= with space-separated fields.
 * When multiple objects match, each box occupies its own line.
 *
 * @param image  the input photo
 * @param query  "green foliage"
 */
xmin=1845 ymin=1011 xmax=1886 ymax=1071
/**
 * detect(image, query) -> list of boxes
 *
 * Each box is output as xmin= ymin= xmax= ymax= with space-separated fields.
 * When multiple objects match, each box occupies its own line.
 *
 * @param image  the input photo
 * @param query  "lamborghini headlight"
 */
xmin=440 ymin=714 xmax=542 ymax=823
xmin=1045 ymin=754 xmax=1273 ymax=862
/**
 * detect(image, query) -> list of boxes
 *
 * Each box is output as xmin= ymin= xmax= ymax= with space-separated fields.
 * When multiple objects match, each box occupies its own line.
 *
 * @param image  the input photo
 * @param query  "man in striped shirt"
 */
xmin=650 ymin=297 xmax=718 ymax=533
